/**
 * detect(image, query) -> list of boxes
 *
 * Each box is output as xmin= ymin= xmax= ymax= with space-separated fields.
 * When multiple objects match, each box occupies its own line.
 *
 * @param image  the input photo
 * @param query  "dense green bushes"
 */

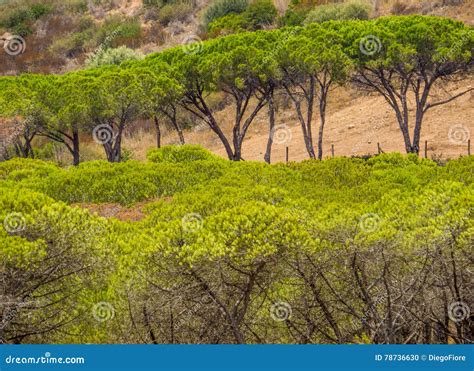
xmin=0 ymin=153 xmax=472 ymax=344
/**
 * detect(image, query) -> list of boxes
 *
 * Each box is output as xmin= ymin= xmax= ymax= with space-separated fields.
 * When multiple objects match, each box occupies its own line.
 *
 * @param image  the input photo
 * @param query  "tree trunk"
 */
xmin=284 ymin=84 xmax=316 ymax=159
xmin=232 ymin=146 xmax=242 ymax=161
xmin=72 ymin=130 xmax=80 ymax=166
xmin=411 ymin=108 xmax=425 ymax=155
xmin=154 ymin=115 xmax=161 ymax=148
xmin=317 ymin=91 xmax=327 ymax=160
xmin=102 ymin=122 xmax=124 ymax=162
xmin=172 ymin=122 xmax=185 ymax=145
xmin=264 ymin=94 xmax=275 ymax=164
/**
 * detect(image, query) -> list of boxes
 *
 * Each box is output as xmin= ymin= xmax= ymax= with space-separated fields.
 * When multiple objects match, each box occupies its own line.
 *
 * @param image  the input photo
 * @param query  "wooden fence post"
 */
xmin=377 ymin=142 xmax=382 ymax=155
xmin=285 ymin=146 xmax=289 ymax=164
xmin=331 ymin=144 xmax=334 ymax=158
xmin=424 ymin=140 xmax=428 ymax=159
xmin=468 ymin=139 xmax=471 ymax=156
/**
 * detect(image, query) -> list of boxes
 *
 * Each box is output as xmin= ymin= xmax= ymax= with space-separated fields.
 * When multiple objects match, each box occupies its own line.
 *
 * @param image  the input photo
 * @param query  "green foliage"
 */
xmin=278 ymin=8 xmax=306 ymax=26
xmin=203 ymin=0 xmax=249 ymax=29
xmin=147 ymin=145 xmax=222 ymax=163
xmin=243 ymin=0 xmax=277 ymax=29
xmin=0 ymin=2 xmax=53 ymax=35
xmin=98 ymin=16 xmax=142 ymax=46
xmin=304 ymin=1 xmax=371 ymax=24
xmin=157 ymin=1 xmax=194 ymax=25
xmin=208 ymin=0 xmax=277 ymax=35
xmin=208 ymin=13 xmax=248 ymax=36
xmin=85 ymin=46 xmax=144 ymax=68
xmin=0 ymin=154 xmax=472 ymax=343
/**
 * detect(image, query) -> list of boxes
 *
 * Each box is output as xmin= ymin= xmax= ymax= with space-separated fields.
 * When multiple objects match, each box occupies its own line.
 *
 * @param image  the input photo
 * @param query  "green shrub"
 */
xmin=0 ymin=2 xmax=53 ymax=35
xmin=147 ymin=145 xmax=221 ymax=163
xmin=203 ymin=0 xmax=249 ymax=29
xmin=85 ymin=46 xmax=144 ymax=68
xmin=304 ymin=1 xmax=371 ymax=24
xmin=94 ymin=16 xmax=143 ymax=48
xmin=243 ymin=0 xmax=277 ymax=29
xmin=157 ymin=1 xmax=194 ymax=25
xmin=278 ymin=8 xmax=307 ymax=26
xmin=208 ymin=13 xmax=248 ymax=36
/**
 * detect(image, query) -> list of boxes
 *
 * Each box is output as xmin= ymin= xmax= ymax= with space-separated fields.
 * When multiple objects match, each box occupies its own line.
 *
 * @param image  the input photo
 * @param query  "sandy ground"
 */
xmin=164 ymin=82 xmax=474 ymax=163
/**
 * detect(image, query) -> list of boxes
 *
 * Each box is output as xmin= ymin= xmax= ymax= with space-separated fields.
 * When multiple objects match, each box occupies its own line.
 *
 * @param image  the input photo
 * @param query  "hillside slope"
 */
xmin=139 ymin=82 xmax=473 ymax=162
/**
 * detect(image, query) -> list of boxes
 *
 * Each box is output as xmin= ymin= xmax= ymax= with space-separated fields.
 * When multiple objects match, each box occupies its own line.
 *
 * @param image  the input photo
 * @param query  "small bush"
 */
xmin=208 ymin=13 xmax=248 ymax=36
xmin=279 ymin=8 xmax=307 ymax=26
xmin=0 ymin=2 xmax=53 ymax=36
xmin=147 ymin=145 xmax=221 ymax=163
xmin=203 ymin=0 xmax=249 ymax=29
xmin=158 ymin=1 xmax=194 ymax=25
xmin=85 ymin=46 xmax=144 ymax=68
xmin=243 ymin=0 xmax=278 ymax=29
xmin=304 ymin=1 xmax=371 ymax=24
xmin=95 ymin=16 xmax=143 ymax=48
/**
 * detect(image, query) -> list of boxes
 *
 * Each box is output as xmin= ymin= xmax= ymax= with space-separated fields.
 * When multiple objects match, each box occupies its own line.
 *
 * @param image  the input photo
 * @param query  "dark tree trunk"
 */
xmin=182 ymin=85 xmax=268 ymax=161
xmin=72 ymin=129 xmax=80 ymax=166
xmin=102 ymin=123 xmax=123 ymax=162
xmin=317 ymin=89 xmax=328 ymax=160
xmin=14 ymin=129 xmax=36 ymax=158
xmin=264 ymin=94 xmax=275 ymax=164
xmin=283 ymin=79 xmax=316 ymax=159
xmin=154 ymin=115 xmax=161 ymax=148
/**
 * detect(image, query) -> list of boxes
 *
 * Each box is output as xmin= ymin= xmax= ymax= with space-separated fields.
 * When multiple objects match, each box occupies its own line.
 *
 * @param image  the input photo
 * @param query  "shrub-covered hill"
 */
xmin=0 ymin=150 xmax=473 ymax=344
